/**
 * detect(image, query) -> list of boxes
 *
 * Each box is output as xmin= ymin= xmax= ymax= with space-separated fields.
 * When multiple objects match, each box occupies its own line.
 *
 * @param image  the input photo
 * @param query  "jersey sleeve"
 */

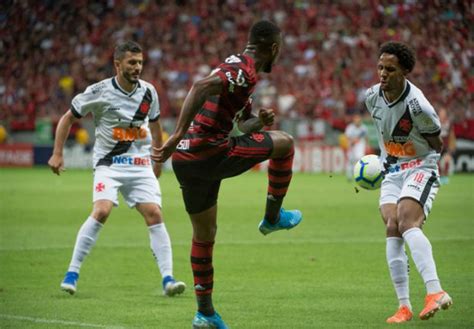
xmin=70 ymin=83 xmax=103 ymax=118
xmin=409 ymin=97 xmax=441 ymax=136
xmin=148 ymin=85 xmax=160 ymax=122
xmin=364 ymin=86 xmax=377 ymax=115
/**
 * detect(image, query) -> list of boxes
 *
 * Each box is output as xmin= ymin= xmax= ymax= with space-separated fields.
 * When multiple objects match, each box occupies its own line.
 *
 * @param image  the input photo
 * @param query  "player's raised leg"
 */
xmin=258 ymin=131 xmax=302 ymax=235
xmin=398 ymin=197 xmax=452 ymax=320
xmin=136 ymin=203 xmax=185 ymax=297
xmin=381 ymin=204 xmax=413 ymax=323
xmin=189 ymin=206 xmax=228 ymax=329
xmin=60 ymin=200 xmax=112 ymax=294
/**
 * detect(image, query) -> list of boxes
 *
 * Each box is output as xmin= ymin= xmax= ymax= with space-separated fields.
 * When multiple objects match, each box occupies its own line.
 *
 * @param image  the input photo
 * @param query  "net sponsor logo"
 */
xmin=112 ymin=156 xmax=151 ymax=166
xmin=387 ymin=158 xmax=423 ymax=173
xmin=112 ymin=127 xmax=147 ymax=141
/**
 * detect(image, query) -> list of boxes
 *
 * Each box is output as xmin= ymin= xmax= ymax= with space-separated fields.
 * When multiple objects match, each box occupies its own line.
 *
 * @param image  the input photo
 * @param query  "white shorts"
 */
xmin=380 ymin=157 xmax=440 ymax=218
xmin=93 ymin=166 xmax=162 ymax=208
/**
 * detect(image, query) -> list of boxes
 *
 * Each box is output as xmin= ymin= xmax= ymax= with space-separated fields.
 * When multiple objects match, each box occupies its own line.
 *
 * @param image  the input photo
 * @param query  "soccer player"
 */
xmin=48 ymin=41 xmax=185 ymax=297
xmin=344 ymin=113 xmax=368 ymax=180
xmin=365 ymin=42 xmax=452 ymax=323
xmin=152 ymin=20 xmax=302 ymax=328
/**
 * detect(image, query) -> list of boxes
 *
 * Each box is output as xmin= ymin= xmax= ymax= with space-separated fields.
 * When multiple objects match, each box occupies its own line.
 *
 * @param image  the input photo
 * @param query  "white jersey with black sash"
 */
xmin=71 ymin=77 xmax=160 ymax=170
xmin=364 ymin=80 xmax=441 ymax=166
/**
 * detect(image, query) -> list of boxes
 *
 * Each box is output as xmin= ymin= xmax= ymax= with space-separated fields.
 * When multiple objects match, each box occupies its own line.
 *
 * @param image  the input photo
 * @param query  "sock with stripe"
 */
xmin=265 ymin=149 xmax=294 ymax=224
xmin=191 ymin=239 xmax=215 ymax=316
xmin=386 ymin=237 xmax=411 ymax=309
xmin=402 ymin=227 xmax=442 ymax=294
xmin=68 ymin=216 xmax=103 ymax=273
xmin=149 ymin=223 xmax=173 ymax=279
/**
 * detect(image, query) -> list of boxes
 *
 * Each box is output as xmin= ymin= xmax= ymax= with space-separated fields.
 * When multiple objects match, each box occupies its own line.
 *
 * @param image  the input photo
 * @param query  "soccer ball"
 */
xmin=353 ymin=154 xmax=383 ymax=190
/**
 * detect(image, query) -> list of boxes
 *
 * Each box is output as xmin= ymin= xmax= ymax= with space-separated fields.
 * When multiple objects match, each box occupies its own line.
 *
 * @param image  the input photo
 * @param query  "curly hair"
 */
xmin=114 ymin=41 xmax=142 ymax=61
xmin=248 ymin=20 xmax=281 ymax=46
xmin=379 ymin=42 xmax=416 ymax=73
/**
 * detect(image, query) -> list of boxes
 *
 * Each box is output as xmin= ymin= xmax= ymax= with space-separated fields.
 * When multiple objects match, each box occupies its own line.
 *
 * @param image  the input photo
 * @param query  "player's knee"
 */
xmin=397 ymin=205 xmax=423 ymax=233
xmin=194 ymin=224 xmax=217 ymax=242
xmin=91 ymin=208 xmax=111 ymax=223
xmin=385 ymin=218 xmax=400 ymax=236
xmin=271 ymin=131 xmax=294 ymax=157
xmin=145 ymin=207 xmax=163 ymax=225
xmin=397 ymin=219 xmax=422 ymax=235
xmin=280 ymin=131 xmax=294 ymax=150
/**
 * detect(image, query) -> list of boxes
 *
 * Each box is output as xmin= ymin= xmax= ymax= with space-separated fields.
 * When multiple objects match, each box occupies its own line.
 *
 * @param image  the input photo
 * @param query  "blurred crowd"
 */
xmin=1 ymin=0 xmax=473 ymax=139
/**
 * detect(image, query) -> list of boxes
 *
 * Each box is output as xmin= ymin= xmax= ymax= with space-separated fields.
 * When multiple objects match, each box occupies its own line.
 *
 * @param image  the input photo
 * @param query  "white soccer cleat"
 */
xmin=162 ymin=276 xmax=186 ymax=297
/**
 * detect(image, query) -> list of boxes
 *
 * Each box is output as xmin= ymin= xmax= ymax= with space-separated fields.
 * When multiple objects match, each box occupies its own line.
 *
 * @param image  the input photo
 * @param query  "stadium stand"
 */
xmin=1 ymin=1 xmax=472 ymax=141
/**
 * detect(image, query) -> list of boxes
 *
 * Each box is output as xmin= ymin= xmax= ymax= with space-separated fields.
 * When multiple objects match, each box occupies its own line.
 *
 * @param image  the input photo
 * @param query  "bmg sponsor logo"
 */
xmin=112 ymin=127 xmax=147 ymax=141
xmin=385 ymin=140 xmax=415 ymax=157
xmin=112 ymin=156 xmax=150 ymax=166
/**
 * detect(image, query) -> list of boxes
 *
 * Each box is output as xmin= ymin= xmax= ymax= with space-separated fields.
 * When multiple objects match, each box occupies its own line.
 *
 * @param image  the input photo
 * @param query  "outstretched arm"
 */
xmin=48 ymin=110 xmax=80 ymax=175
xmin=151 ymin=74 xmax=223 ymax=163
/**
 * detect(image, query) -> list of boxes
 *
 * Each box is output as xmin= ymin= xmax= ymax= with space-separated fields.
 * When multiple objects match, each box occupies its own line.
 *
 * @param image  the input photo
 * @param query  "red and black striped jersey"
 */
xmin=174 ymin=53 xmax=258 ymax=161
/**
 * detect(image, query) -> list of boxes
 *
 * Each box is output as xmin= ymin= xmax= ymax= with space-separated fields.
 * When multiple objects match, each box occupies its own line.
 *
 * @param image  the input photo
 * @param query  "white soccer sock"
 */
xmin=402 ymin=227 xmax=442 ymax=294
xmin=386 ymin=237 xmax=411 ymax=309
xmin=68 ymin=216 xmax=103 ymax=273
xmin=149 ymin=223 xmax=173 ymax=279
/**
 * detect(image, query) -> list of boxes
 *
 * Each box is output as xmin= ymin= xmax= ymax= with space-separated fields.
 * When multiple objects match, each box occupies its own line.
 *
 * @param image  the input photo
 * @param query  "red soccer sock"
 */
xmin=265 ymin=149 xmax=294 ymax=223
xmin=191 ymin=239 xmax=215 ymax=315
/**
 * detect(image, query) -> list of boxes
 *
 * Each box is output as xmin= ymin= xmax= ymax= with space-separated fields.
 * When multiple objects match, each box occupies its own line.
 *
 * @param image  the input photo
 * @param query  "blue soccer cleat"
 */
xmin=60 ymin=271 xmax=79 ymax=295
xmin=258 ymin=208 xmax=302 ymax=235
xmin=192 ymin=311 xmax=228 ymax=329
xmin=162 ymin=275 xmax=186 ymax=297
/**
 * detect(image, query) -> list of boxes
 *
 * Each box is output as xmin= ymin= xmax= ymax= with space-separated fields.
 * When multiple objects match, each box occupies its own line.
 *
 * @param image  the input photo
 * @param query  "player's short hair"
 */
xmin=379 ymin=42 xmax=416 ymax=73
xmin=114 ymin=41 xmax=142 ymax=61
xmin=248 ymin=20 xmax=281 ymax=47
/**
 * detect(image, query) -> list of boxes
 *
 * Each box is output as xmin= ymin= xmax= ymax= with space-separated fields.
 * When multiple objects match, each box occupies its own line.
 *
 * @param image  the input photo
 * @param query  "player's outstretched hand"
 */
xmin=48 ymin=154 xmax=65 ymax=175
xmin=258 ymin=108 xmax=275 ymax=127
xmin=151 ymin=135 xmax=181 ymax=163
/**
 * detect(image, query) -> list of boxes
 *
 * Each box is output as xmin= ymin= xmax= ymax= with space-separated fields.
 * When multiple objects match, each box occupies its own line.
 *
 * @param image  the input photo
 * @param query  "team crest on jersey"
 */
xmin=251 ymin=133 xmax=265 ymax=143
xmin=398 ymin=118 xmax=412 ymax=132
xmin=140 ymin=102 xmax=150 ymax=114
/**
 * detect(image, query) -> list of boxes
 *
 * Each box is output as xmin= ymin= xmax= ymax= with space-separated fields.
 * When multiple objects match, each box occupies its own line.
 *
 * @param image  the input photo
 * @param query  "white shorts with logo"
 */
xmin=93 ymin=166 xmax=162 ymax=208
xmin=380 ymin=157 xmax=440 ymax=218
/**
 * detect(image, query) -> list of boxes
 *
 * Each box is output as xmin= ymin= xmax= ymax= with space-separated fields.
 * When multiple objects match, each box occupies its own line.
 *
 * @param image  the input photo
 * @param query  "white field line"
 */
xmin=0 ymin=236 xmax=472 ymax=251
xmin=0 ymin=313 xmax=127 ymax=328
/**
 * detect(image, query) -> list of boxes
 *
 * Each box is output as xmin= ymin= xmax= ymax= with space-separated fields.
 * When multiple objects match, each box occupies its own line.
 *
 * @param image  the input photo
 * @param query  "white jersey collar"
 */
xmin=112 ymin=76 xmax=141 ymax=96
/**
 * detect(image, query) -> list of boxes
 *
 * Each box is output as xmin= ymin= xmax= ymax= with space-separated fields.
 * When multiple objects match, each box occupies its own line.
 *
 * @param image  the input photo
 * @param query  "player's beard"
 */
xmin=123 ymin=70 xmax=140 ymax=84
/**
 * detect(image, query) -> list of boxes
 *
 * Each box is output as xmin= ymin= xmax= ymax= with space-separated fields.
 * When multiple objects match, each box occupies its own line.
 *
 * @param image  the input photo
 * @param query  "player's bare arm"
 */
xmin=424 ymin=134 xmax=443 ymax=153
xmin=149 ymin=119 xmax=163 ymax=178
xmin=238 ymin=108 xmax=275 ymax=133
xmin=151 ymin=74 xmax=223 ymax=163
xmin=48 ymin=110 xmax=80 ymax=175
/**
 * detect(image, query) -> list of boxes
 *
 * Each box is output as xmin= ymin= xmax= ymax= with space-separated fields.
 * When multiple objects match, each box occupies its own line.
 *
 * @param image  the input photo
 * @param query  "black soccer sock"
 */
xmin=265 ymin=195 xmax=284 ymax=224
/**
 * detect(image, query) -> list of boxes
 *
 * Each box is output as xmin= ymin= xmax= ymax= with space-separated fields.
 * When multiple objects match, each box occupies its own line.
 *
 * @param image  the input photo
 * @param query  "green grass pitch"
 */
xmin=0 ymin=168 xmax=473 ymax=328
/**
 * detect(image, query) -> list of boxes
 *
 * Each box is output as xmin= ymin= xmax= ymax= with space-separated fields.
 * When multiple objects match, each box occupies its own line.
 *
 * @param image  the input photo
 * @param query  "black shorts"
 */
xmin=172 ymin=132 xmax=273 ymax=214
